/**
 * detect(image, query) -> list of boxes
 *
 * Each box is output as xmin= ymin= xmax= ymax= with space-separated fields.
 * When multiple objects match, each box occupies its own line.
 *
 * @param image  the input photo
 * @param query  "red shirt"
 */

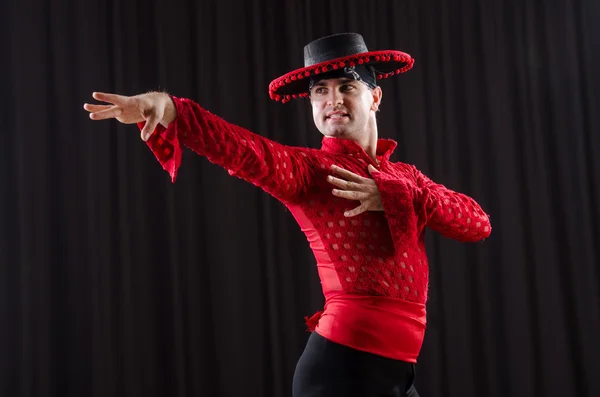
xmin=140 ymin=96 xmax=492 ymax=363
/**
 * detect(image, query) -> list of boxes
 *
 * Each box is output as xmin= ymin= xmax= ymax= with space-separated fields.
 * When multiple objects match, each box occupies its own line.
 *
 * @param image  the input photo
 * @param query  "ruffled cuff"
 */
xmin=137 ymin=96 xmax=187 ymax=183
xmin=371 ymin=171 xmax=423 ymax=241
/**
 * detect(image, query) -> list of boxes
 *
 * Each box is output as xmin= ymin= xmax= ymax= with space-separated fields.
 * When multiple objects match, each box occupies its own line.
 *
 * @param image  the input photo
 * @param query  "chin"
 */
xmin=321 ymin=126 xmax=349 ymax=137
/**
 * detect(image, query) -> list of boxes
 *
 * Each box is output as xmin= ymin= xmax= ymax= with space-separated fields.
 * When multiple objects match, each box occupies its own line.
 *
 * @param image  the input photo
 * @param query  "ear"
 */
xmin=371 ymin=86 xmax=383 ymax=112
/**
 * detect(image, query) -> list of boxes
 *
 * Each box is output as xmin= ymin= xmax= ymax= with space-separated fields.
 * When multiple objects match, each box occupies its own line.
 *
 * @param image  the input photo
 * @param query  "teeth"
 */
xmin=329 ymin=114 xmax=345 ymax=118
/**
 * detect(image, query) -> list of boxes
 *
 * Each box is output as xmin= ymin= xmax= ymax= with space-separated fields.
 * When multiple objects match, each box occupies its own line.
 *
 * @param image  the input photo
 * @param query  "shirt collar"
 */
xmin=320 ymin=136 xmax=397 ymax=162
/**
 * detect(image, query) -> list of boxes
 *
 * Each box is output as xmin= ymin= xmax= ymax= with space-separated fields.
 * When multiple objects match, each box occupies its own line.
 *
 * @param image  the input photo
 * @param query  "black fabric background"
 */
xmin=1 ymin=0 xmax=599 ymax=396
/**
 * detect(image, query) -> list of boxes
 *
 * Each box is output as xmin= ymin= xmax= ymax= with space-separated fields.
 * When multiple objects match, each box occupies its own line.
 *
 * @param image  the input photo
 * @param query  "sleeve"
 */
xmin=370 ymin=169 xmax=422 ymax=242
xmin=372 ymin=165 xmax=491 ymax=243
xmin=411 ymin=166 xmax=491 ymax=242
xmin=139 ymin=96 xmax=316 ymax=203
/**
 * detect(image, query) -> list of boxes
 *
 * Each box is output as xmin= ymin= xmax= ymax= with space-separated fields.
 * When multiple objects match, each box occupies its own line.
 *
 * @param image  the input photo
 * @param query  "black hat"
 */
xmin=269 ymin=33 xmax=414 ymax=103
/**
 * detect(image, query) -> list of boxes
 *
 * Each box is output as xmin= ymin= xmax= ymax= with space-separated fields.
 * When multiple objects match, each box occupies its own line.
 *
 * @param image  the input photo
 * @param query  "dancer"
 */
xmin=84 ymin=33 xmax=491 ymax=397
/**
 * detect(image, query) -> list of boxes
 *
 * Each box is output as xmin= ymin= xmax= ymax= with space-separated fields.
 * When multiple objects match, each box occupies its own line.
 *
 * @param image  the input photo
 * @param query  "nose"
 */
xmin=326 ymin=89 xmax=343 ymax=106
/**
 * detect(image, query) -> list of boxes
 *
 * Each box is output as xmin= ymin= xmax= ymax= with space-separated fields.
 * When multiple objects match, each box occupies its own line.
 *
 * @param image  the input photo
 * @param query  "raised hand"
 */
xmin=83 ymin=91 xmax=177 ymax=141
xmin=327 ymin=164 xmax=384 ymax=217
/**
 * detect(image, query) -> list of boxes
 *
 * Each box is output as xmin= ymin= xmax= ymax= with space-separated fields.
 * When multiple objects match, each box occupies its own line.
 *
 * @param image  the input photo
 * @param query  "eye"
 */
xmin=313 ymin=87 xmax=327 ymax=95
xmin=341 ymin=84 xmax=355 ymax=92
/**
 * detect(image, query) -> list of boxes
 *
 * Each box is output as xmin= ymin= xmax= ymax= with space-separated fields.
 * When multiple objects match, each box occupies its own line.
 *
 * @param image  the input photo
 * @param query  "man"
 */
xmin=84 ymin=33 xmax=491 ymax=397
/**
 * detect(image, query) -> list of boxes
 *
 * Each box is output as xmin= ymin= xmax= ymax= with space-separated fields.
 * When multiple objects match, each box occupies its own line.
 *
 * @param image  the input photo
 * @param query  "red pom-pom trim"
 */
xmin=268 ymin=50 xmax=414 ymax=102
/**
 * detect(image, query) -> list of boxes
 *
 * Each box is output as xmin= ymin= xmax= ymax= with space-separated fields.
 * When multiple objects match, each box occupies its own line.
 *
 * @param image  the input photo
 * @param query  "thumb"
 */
xmin=368 ymin=164 xmax=379 ymax=175
xmin=141 ymin=114 xmax=161 ymax=141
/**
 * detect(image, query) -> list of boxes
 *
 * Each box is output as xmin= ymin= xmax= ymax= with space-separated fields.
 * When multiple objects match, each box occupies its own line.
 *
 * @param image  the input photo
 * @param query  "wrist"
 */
xmin=160 ymin=94 xmax=177 ymax=127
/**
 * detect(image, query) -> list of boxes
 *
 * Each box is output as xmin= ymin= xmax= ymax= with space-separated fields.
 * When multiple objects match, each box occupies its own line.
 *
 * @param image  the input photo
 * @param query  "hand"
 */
xmin=327 ymin=164 xmax=384 ymax=217
xmin=83 ymin=91 xmax=177 ymax=141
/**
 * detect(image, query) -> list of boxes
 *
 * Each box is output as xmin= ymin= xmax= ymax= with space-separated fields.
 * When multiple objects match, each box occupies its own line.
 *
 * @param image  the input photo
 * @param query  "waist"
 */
xmin=314 ymin=294 xmax=427 ymax=363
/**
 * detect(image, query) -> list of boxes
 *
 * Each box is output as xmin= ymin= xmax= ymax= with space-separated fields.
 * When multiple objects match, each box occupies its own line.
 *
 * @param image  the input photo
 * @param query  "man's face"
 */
xmin=309 ymin=77 xmax=382 ymax=141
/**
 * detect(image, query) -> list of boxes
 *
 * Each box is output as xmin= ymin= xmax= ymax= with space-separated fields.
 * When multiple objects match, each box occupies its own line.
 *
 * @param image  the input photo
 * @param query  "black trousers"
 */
xmin=293 ymin=331 xmax=420 ymax=397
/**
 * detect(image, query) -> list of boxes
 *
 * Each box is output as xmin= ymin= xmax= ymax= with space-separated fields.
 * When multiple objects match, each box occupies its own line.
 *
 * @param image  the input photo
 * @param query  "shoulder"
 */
xmin=387 ymin=160 xmax=419 ymax=175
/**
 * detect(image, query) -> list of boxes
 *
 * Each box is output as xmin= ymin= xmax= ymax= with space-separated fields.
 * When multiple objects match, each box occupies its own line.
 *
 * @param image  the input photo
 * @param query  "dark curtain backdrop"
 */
xmin=1 ymin=0 xmax=599 ymax=396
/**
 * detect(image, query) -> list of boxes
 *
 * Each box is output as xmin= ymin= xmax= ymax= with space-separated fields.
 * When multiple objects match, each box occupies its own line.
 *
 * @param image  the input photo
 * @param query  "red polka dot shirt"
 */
xmin=140 ymin=97 xmax=492 ymax=363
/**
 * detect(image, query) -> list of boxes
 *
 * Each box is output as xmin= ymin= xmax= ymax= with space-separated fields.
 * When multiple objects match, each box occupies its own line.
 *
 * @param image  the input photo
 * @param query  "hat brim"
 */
xmin=268 ymin=50 xmax=414 ymax=103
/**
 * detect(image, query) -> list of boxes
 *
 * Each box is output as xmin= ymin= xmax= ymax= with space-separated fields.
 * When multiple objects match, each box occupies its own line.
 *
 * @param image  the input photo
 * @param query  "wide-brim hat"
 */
xmin=268 ymin=33 xmax=414 ymax=103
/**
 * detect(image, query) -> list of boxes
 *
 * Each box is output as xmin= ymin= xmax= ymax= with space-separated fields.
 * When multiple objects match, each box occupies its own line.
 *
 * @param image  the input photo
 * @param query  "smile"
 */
xmin=326 ymin=113 xmax=350 ymax=120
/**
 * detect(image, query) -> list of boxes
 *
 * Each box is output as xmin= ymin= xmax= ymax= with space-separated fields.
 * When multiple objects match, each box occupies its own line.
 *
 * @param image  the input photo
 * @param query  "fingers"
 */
xmin=87 ymin=106 xmax=123 ymax=120
xmin=367 ymin=164 xmax=379 ymax=175
xmin=331 ymin=165 xmax=367 ymax=182
xmin=83 ymin=104 xmax=112 ymax=112
xmin=141 ymin=114 xmax=161 ymax=141
xmin=332 ymin=189 xmax=369 ymax=201
xmin=327 ymin=175 xmax=377 ymax=193
xmin=92 ymin=92 xmax=129 ymax=106
xmin=85 ymin=92 xmax=130 ymax=120
xmin=344 ymin=203 xmax=369 ymax=217
xmin=327 ymin=175 xmax=360 ymax=191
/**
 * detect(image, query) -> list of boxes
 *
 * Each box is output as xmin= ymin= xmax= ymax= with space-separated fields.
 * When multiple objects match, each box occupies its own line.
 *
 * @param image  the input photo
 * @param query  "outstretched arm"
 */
xmin=84 ymin=92 xmax=316 ymax=202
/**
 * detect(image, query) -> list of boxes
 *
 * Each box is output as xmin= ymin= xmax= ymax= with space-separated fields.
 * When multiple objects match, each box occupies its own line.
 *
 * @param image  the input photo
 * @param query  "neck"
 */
xmin=357 ymin=117 xmax=378 ymax=162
